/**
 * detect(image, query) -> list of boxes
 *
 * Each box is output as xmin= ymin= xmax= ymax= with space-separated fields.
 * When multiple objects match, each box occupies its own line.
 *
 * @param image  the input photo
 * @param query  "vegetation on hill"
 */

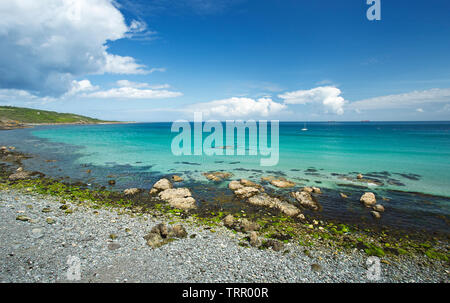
xmin=0 ymin=106 xmax=108 ymax=125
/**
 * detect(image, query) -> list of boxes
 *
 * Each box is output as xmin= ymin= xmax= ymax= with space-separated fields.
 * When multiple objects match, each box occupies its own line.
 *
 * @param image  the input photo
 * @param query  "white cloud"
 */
xmin=349 ymin=88 xmax=450 ymax=111
xmin=85 ymin=85 xmax=182 ymax=99
xmin=67 ymin=80 xmax=99 ymax=95
xmin=187 ymin=97 xmax=287 ymax=118
xmin=0 ymin=0 xmax=152 ymax=96
xmin=416 ymin=108 xmax=424 ymax=113
xmin=116 ymin=80 xmax=170 ymax=90
xmin=278 ymin=86 xmax=346 ymax=115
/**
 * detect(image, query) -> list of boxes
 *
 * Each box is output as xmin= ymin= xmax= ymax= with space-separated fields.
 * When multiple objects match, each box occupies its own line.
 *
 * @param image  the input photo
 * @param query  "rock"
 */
xmin=171 ymin=175 xmax=183 ymax=182
xmin=158 ymin=188 xmax=196 ymax=210
xmin=228 ymin=180 xmax=244 ymax=191
xmin=360 ymin=192 xmax=377 ymax=207
xmin=263 ymin=239 xmax=284 ymax=252
xmin=297 ymin=213 xmax=306 ymax=220
xmin=124 ymin=188 xmax=140 ymax=196
xmin=371 ymin=211 xmax=381 ymax=219
xmin=291 ymin=191 xmax=321 ymax=211
xmin=248 ymin=193 xmax=301 ymax=217
xmin=8 ymin=171 xmax=31 ymax=181
xmin=46 ymin=217 xmax=55 ymax=224
xmin=234 ymin=187 xmax=260 ymax=199
xmin=108 ymin=180 xmax=116 ymax=185
xmin=41 ymin=207 xmax=52 ymax=213
xmin=311 ymin=263 xmax=322 ymax=271
xmin=16 ymin=167 xmax=23 ymax=172
xmin=203 ymin=171 xmax=232 ymax=182
xmin=373 ymin=204 xmax=385 ymax=212
xmin=357 ymin=174 xmax=364 ymax=179
xmin=31 ymin=228 xmax=43 ymax=239
xmin=249 ymin=231 xmax=262 ymax=247
xmin=172 ymin=224 xmax=187 ymax=238
xmin=108 ymin=243 xmax=121 ymax=250
xmin=302 ymin=187 xmax=313 ymax=193
xmin=239 ymin=219 xmax=260 ymax=232
xmin=240 ymin=179 xmax=263 ymax=189
xmin=144 ymin=232 xmax=163 ymax=248
xmin=340 ymin=193 xmax=348 ymax=199
xmin=223 ymin=215 xmax=235 ymax=228
xmin=150 ymin=178 xmax=173 ymax=194
xmin=16 ymin=215 xmax=31 ymax=222
xmin=312 ymin=187 xmax=322 ymax=194
xmin=151 ymin=223 xmax=170 ymax=238
xmin=270 ymin=178 xmax=295 ymax=188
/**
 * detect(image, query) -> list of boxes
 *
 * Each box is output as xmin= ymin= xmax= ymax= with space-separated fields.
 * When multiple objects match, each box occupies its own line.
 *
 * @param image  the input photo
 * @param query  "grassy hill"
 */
xmin=0 ymin=106 xmax=108 ymax=125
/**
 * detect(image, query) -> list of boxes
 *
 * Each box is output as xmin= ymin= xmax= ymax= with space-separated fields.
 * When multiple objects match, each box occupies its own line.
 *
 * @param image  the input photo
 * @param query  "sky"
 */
xmin=0 ymin=0 xmax=450 ymax=121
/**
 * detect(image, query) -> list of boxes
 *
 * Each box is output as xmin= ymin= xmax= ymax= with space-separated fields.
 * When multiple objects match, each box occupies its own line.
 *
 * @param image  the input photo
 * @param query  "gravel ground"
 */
xmin=0 ymin=189 xmax=448 ymax=283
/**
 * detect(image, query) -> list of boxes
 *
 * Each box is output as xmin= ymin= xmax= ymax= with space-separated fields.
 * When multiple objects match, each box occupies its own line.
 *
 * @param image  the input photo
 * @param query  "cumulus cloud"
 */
xmin=0 ymin=0 xmax=151 ymax=97
xmin=186 ymin=97 xmax=287 ymax=118
xmin=349 ymin=88 xmax=450 ymax=111
xmin=278 ymin=86 xmax=346 ymax=115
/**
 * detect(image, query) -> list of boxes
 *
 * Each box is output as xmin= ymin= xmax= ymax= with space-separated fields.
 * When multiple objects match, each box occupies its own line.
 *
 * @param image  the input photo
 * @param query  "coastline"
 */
xmin=0 ymin=146 xmax=448 ymax=282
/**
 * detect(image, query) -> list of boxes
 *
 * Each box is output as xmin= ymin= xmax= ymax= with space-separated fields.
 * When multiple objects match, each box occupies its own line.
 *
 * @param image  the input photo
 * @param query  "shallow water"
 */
xmin=1 ymin=122 xmax=449 ymax=234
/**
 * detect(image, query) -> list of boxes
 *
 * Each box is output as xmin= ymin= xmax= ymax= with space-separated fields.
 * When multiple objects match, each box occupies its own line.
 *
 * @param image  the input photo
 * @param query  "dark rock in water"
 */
xmin=290 ymin=169 xmax=301 ymax=172
xmin=229 ymin=161 xmax=240 ymax=164
xmin=387 ymin=179 xmax=406 ymax=186
xmin=394 ymin=173 xmax=421 ymax=181
xmin=337 ymin=183 xmax=368 ymax=189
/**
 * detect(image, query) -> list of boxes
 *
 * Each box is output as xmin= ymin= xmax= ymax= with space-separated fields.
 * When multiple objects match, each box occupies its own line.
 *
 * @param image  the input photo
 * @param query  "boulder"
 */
xmin=150 ymin=178 xmax=173 ymax=194
xmin=223 ymin=214 xmax=235 ymax=228
xmin=124 ymin=188 xmax=140 ymax=196
xmin=172 ymin=224 xmax=187 ymax=238
xmin=8 ymin=171 xmax=31 ymax=181
xmin=158 ymin=188 xmax=196 ymax=210
xmin=234 ymin=187 xmax=260 ymax=199
xmin=360 ymin=192 xmax=376 ymax=207
xmin=302 ymin=187 xmax=314 ymax=193
xmin=373 ymin=204 xmax=385 ymax=212
xmin=239 ymin=219 xmax=261 ymax=232
xmin=151 ymin=223 xmax=170 ymax=238
xmin=270 ymin=178 xmax=295 ymax=188
xmin=249 ymin=231 xmax=262 ymax=247
xmin=291 ymin=191 xmax=321 ymax=211
xmin=371 ymin=210 xmax=381 ymax=219
xmin=228 ymin=180 xmax=244 ymax=191
xmin=312 ymin=187 xmax=322 ymax=194
xmin=248 ymin=193 xmax=302 ymax=217
xmin=144 ymin=232 xmax=164 ymax=248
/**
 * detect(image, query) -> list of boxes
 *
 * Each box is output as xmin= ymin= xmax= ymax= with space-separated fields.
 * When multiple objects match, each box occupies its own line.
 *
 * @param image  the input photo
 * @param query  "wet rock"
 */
xmin=203 ymin=171 xmax=233 ymax=182
xmin=360 ymin=192 xmax=376 ymax=207
xmin=240 ymin=219 xmax=261 ymax=232
xmin=108 ymin=180 xmax=116 ymax=186
xmin=158 ymin=188 xmax=196 ymax=210
xmin=302 ymin=187 xmax=313 ymax=193
xmin=234 ymin=187 xmax=260 ymax=199
xmin=270 ymin=178 xmax=295 ymax=188
xmin=340 ymin=193 xmax=348 ymax=199
xmin=371 ymin=211 xmax=381 ymax=219
xmin=228 ymin=180 xmax=244 ymax=191
xmin=312 ymin=187 xmax=322 ymax=194
xmin=249 ymin=231 xmax=262 ymax=247
xmin=172 ymin=224 xmax=187 ymax=238
xmin=150 ymin=178 xmax=173 ymax=194
xmin=9 ymin=171 xmax=31 ymax=181
xmin=124 ymin=188 xmax=140 ymax=196
xmin=373 ymin=204 xmax=385 ymax=212
xmin=357 ymin=174 xmax=364 ymax=179
xmin=291 ymin=191 xmax=321 ymax=211
xmin=248 ymin=193 xmax=302 ymax=217
xmin=171 ymin=175 xmax=183 ymax=182
xmin=223 ymin=214 xmax=235 ymax=228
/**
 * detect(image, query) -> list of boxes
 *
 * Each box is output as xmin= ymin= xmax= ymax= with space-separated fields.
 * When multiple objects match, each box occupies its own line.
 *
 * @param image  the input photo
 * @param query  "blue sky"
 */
xmin=1 ymin=0 xmax=450 ymax=121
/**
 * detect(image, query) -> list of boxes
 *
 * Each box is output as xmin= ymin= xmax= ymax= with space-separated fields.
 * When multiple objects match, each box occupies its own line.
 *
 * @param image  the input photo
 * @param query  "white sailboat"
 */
xmin=301 ymin=122 xmax=308 ymax=131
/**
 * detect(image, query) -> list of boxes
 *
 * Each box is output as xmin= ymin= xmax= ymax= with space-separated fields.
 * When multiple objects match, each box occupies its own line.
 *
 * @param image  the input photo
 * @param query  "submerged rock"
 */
xmin=291 ymin=191 xmax=321 ymax=211
xmin=371 ymin=210 xmax=381 ymax=219
xmin=360 ymin=192 xmax=377 ymax=207
xmin=171 ymin=175 xmax=183 ymax=182
xmin=373 ymin=204 xmax=385 ymax=212
xmin=150 ymin=178 xmax=173 ymax=194
xmin=203 ymin=171 xmax=233 ymax=182
xmin=158 ymin=188 xmax=196 ymax=210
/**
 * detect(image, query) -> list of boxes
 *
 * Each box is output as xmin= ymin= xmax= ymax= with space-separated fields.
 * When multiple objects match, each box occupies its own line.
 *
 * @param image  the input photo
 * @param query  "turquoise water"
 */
xmin=27 ymin=122 xmax=450 ymax=197
xmin=1 ymin=122 xmax=449 ymax=234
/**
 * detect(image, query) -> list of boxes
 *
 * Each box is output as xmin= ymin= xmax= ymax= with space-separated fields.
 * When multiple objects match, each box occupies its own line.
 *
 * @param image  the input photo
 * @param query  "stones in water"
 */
xmin=270 ymin=178 xmax=295 ymax=188
xmin=357 ymin=173 xmax=364 ymax=179
xmin=291 ymin=191 xmax=321 ymax=211
xmin=360 ymin=192 xmax=376 ymax=207
xmin=108 ymin=180 xmax=116 ymax=186
xmin=203 ymin=171 xmax=233 ymax=182
xmin=150 ymin=178 xmax=173 ymax=194
xmin=371 ymin=211 xmax=381 ymax=219
xmin=340 ymin=193 xmax=348 ymax=199
xmin=373 ymin=204 xmax=385 ymax=212
xmin=171 ymin=175 xmax=183 ymax=182
xmin=248 ymin=193 xmax=303 ymax=217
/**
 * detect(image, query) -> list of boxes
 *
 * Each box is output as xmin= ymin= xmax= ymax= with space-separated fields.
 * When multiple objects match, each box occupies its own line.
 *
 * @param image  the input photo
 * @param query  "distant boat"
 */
xmin=301 ymin=122 xmax=308 ymax=131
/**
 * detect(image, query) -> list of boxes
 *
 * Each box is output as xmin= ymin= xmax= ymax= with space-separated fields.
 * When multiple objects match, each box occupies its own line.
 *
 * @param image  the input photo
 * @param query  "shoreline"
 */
xmin=0 ymin=147 xmax=448 ymax=283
